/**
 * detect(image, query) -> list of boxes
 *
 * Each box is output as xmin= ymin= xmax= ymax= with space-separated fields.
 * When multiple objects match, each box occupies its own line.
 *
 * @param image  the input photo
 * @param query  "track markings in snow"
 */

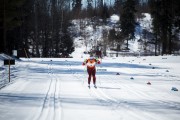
xmin=32 ymin=64 xmax=62 ymax=120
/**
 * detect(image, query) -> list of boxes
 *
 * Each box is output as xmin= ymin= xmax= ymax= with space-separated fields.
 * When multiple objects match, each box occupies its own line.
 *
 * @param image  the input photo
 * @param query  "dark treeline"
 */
xmin=0 ymin=0 xmax=74 ymax=57
xmin=149 ymin=0 xmax=180 ymax=55
xmin=0 ymin=0 xmax=179 ymax=57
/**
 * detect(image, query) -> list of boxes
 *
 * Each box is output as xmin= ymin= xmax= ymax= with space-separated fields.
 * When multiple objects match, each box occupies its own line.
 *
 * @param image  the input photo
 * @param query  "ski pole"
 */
xmin=82 ymin=64 xmax=87 ymax=85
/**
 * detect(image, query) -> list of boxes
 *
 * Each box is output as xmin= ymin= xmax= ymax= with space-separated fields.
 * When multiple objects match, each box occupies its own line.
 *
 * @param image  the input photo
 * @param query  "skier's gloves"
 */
xmin=82 ymin=63 xmax=85 ymax=66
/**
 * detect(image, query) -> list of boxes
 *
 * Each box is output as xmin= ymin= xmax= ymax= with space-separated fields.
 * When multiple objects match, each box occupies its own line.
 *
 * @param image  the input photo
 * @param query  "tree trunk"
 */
xmin=116 ymin=43 xmax=120 ymax=57
xmin=168 ymin=24 xmax=172 ymax=54
xmin=103 ymin=44 xmax=107 ymax=57
xmin=126 ymin=39 xmax=129 ymax=50
xmin=155 ymin=34 xmax=157 ymax=56
xmin=34 ymin=0 xmax=40 ymax=57
xmin=3 ymin=0 xmax=7 ymax=53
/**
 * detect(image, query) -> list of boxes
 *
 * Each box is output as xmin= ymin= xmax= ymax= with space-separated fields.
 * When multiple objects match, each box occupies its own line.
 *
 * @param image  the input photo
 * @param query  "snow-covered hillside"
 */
xmin=70 ymin=13 xmax=154 ymax=58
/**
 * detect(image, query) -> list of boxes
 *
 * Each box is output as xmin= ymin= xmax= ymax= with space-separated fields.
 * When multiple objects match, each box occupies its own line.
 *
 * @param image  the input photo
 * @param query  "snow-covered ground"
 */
xmin=0 ymin=55 xmax=180 ymax=120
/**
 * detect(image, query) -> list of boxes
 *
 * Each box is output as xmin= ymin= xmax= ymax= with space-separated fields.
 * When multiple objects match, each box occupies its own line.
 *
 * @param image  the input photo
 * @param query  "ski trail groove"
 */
xmin=32 ymin=63 xmax=62 ymax=120
xmin=100 ymin=72 xmax=179 ymax=119
xmin=111 ymin=72 xmax=180 ymax=110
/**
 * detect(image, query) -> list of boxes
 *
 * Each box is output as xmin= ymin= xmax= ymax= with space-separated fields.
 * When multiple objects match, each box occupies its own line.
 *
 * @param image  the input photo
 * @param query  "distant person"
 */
xmin=96 ymin=50 xmax=102 ymax=58
xmin=95 ymin=46 xmax=102 ymax=58
xmin=82 ymin=55 xmax=101 ymax=88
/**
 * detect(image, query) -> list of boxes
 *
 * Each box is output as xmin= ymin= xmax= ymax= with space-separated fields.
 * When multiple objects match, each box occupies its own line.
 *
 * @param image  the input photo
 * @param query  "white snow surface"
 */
xmin=140 ymin=13 xmax=152 ymax=32
xmin=0 ymin=55 xmax=180 ymax=120
xmin=110 ymin=14 xmax=120 ymax=23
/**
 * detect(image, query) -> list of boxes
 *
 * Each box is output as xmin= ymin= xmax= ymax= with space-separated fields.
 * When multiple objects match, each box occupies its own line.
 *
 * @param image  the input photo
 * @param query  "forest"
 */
xmin=0 ymin=0 xmax=179 ymax=57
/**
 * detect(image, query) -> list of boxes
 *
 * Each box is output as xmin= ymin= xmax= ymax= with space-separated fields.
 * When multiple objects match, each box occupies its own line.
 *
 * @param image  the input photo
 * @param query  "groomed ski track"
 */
xmin=0 ymin=56 xmax=180 ymax=120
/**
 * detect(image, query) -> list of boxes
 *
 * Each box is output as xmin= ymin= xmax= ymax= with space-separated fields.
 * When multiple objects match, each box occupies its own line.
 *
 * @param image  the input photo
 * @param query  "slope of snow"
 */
xmin=0 ymin=55 xmax=180 ymax=120
xmin=70 ymin=13 xmax=153 ymax=57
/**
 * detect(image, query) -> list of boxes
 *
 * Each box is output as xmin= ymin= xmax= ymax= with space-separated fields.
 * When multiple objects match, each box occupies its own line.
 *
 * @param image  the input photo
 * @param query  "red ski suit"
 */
xmin=82 ymin=58 xmax=100 ymax=85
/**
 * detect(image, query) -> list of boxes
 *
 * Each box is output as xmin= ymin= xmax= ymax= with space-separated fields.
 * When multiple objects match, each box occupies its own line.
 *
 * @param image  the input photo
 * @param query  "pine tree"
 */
xmin=114 ymin=0 xmax=123 ymax=14
xmin=120 ymin=0 xmax=137 ymax=50
xmin=101 ymin=3 xmax=110 ymax=23
xmin=0 ymin=0 xmax=26 ymax=54
xmin=96 ymin=0 xmax=103 ymax=17
xmin=59 ymin=33 xmax=74 ymax=57
xmin=72 ymin=0 xmax=82 ymax=19
xmin=149 ymin=0 xmax=179 ymax=55
xmin=173 ymin=0 xmax=180 ymax=31
xmin=87 ymin=0 xmax=94 ymax=18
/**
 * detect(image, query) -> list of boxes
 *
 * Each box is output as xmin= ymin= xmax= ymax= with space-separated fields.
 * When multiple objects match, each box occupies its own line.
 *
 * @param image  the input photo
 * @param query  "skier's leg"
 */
xmin=92 ymin=69 xmax=96 ymax=85
xmin=87 ymin=69 xmax=91 ymax=85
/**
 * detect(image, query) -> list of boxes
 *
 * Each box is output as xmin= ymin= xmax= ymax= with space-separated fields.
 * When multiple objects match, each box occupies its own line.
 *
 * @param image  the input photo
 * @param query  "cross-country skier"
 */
xmin=82 ymin=56 xmax=101 ymax=88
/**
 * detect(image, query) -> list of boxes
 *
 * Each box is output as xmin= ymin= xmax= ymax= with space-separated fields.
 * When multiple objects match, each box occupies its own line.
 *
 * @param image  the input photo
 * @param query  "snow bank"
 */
xmin=110 ymin=14 xmax=119 ymax=23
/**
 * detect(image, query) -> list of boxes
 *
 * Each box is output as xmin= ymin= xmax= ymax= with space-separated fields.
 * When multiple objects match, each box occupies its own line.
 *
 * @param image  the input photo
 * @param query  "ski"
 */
xmin=88 ymin=86 xmax=97 ymax=89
